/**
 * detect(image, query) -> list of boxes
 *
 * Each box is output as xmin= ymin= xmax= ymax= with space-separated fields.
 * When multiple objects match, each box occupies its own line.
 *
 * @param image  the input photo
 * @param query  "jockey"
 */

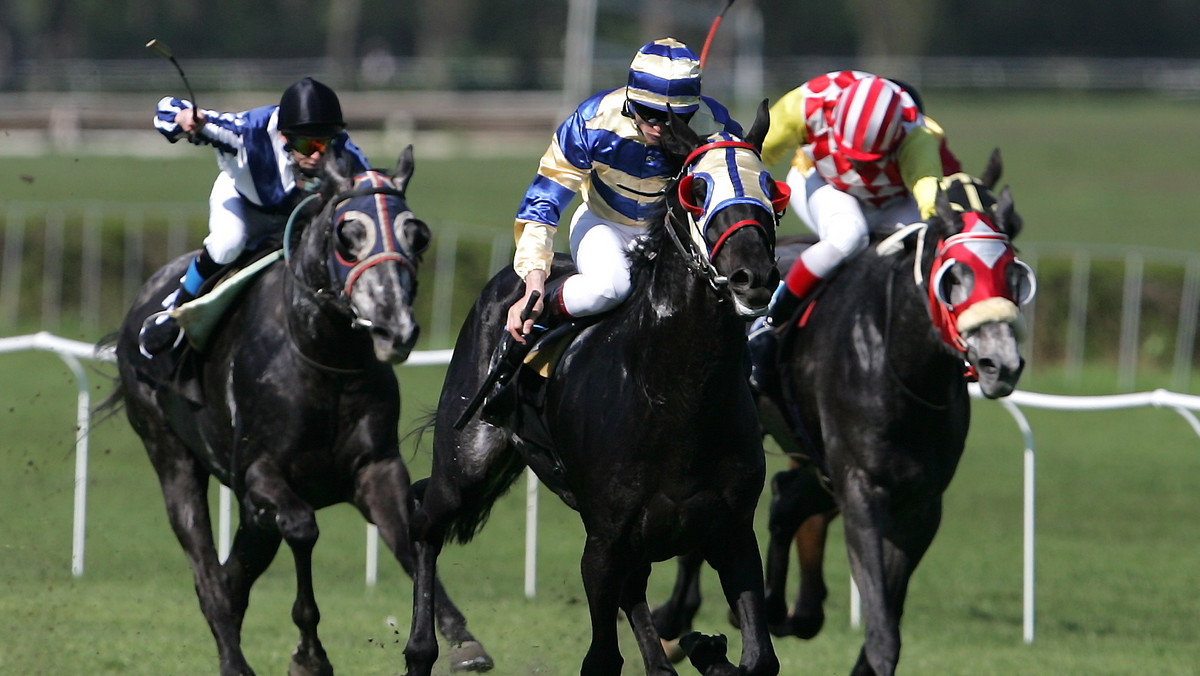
xmin=139 ymin=77 xmax=371 ymax=357
xmin=747 ymin=70 xmax=962 ymax=396
xmin=505 ymin=37 xmax=744 ymax=343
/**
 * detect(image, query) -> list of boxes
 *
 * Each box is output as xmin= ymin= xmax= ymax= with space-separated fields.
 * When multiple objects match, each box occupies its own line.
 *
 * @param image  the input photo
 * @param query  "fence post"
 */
xmin=2 ymin=209 xmax=27 ymax=332
xmin=1117 ymin=252 xmax=1143 ymax=391
xmin=1065 ymin=252 xmax=1090 ymax=385
xmin=1172 ymin=259 xmax=1200 ymax=391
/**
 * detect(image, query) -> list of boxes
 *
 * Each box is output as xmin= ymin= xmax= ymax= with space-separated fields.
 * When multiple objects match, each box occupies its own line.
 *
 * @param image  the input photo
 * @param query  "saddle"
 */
xmin=478 ymin=320 xmax=591 ymax=511
xmin=136 ymin=246 xmax=283 ymax=405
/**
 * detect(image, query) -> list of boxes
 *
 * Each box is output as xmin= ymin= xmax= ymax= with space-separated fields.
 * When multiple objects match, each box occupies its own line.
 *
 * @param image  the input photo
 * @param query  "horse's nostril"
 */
xmin=728 ymin=269 xmax=753 ymax=288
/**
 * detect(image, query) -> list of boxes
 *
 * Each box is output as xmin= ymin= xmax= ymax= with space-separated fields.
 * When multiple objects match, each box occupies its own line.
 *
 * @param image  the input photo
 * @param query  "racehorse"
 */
xmin=101 ymin=148 xmax=494 ymax=676
xmin=401 ymin=103 xmax=787 ymax=676
xmin=653 ymin=150 xmax=1034 ymax=676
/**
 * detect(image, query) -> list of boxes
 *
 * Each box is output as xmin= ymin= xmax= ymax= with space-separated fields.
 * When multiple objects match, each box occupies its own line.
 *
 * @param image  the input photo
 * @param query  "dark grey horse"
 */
xmin=654 ymin=151 xmax=1034 ymax=675
xmin=403 ymin=103 xmax=786 ymax=676
xmin=101 ymin=149 xmax=493 ymax=676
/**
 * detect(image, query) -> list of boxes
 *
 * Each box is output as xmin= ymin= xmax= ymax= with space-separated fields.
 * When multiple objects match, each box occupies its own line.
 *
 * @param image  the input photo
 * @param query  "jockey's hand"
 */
xmin=176 ymin=107 xmax=206 ymax=139
xmin=507 ymin=269 xmax=546 ymax=343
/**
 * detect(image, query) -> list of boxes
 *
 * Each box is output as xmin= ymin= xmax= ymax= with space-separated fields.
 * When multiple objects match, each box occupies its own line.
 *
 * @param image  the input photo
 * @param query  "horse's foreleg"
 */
xmin=147 ymin=440 xmax=257 ymax=676
xmin=704 ymin=526 xmax=780 ymax=676
xmin=841 ymin=469 xmax=908 ymax=676
xmin=355 ymin=459 xmax=493 ymax=673
xmin=620 ymin=562 xmax=679 ymax=676
xmin=790 ymin=510 xmax=835 ymax=639
xmin=579 ymin=537 xmax=627 ymax=676
xmin=242 ymin=460 xmax=330 ymax=676
xmin=651 ymin=550 xmax=704 ymax=642
xmin=765 ymin=466 xmax=837 ymax=639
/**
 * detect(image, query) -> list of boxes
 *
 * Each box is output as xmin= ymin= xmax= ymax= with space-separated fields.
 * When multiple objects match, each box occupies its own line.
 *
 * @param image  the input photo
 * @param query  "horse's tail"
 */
xmin=402 ymin=408 xmax=525 ymax=546
xmin=92 ymin=332 xmax=126 ymax=425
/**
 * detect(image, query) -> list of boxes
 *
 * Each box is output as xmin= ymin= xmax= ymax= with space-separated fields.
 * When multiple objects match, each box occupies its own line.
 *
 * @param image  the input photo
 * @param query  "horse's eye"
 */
xmin=1007 ymin=259 xmax=1037 ymax=305
xmin=934 ymin=260 xmax=973 ymax=307
xmin=336 ymin=211 xmax=376 ymax=263
xmin=392 ymin=211 xmax=431 ymax=256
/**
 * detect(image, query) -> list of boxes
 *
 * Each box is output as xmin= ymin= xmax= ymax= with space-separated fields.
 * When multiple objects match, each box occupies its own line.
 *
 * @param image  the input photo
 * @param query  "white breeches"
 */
xmin=204 ymin=173 xmax=287 ymax=264
xmin=563 ymin=204 xmax=646 ymax=317
xmin=785 ymin=166 xmax=920 ymax=278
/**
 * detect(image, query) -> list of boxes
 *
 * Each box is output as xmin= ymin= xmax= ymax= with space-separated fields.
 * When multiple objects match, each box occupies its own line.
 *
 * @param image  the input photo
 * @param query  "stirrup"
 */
xmin=138 ymin=309 xmax=185 ymax=358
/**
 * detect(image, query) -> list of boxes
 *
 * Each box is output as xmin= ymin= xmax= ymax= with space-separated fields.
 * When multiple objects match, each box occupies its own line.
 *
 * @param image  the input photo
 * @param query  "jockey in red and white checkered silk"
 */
xmin=746 ymin=70 xmax=963 ymax=397
xmin=759 ymin=70 xmax=961 ymax=313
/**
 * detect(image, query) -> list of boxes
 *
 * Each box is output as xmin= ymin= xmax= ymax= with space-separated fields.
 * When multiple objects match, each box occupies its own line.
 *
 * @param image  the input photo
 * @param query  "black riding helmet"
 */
xmin=278 ymin=77 xmax=345 ymax=138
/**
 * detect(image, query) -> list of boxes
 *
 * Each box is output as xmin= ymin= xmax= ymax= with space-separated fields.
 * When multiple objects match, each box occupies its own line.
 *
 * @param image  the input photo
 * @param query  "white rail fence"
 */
xmin=4 ymin=331 xmax=1200 ymax=645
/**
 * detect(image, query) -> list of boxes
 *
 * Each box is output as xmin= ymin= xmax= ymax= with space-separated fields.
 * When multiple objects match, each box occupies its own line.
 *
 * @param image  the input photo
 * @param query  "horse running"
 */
xmin=655 ymin=150 xmax=1034 ymax=675
xmin=402 ymin=104 xmax=787 ymax=676
xmin=102 ymin=149 xmax=493 ymax=676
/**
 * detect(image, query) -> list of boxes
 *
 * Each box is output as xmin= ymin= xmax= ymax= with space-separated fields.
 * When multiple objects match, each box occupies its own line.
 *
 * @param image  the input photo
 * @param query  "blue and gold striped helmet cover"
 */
xmin=626 ymin=38 xmax=702 ymax=114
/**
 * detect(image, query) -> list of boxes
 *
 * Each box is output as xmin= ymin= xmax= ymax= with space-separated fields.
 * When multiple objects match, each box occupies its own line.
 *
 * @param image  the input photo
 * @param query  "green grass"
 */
xmin=3 ymin=93 xmax=1200 ymax=673
xmin=2 ymin=354 xmax=1199 ymax=674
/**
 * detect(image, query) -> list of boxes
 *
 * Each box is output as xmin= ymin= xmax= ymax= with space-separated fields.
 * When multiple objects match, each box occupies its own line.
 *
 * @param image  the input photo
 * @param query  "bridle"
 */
xmin=279 ymin=172 xmax=422 ymax=371
xmin=662 ymin=139 xmax=786 ymax=292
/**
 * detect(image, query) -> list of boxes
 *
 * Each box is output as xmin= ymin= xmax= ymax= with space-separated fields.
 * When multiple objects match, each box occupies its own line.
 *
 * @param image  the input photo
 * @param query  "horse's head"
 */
xmin=656 ymin=100 xmax=786 ymax=316
xmin=298 ymin=146 xmax=431 ymax=363
xmin=925 ymin=149 xmax=1035 ymax=398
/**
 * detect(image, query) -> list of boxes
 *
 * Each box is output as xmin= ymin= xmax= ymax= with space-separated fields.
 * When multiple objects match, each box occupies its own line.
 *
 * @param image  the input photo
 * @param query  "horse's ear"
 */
xmin=995 ymin=185 xmax=1023 ymax=240
xmin=980 ymin=148 xmax=1003 ymax=189
xmin=321 ymin=151 xmax=352 ymax=194
xmin=934 ymin=184 xmax=956 ymax=227
xmin=743 ymin=98 xmax=771 ymax=152
xmin=659 ymin=106 xmax=703 ymax=165
xmin=392 ymin=144 xmax=415 ymax=196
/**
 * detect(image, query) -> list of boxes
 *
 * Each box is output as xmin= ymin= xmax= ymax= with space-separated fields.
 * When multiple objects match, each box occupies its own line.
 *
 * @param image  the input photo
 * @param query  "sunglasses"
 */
xmin=287 ymin=136 xmax=334 ymax=156
xmin=623 ymin=100 xmax=693 ymax=128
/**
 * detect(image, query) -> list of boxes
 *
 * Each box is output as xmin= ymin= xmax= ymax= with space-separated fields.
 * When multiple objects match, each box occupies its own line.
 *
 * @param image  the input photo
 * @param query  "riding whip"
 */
xmin=146 ymin=39 xmax=204 ymax=132
xmin=453 ymin=290 xmax=542 ymax=430
xmin=699 ymin=0 xmax=738 ymax=69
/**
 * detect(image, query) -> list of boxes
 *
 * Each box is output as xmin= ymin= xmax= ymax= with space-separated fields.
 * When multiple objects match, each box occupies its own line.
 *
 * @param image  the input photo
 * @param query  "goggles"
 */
xmin=623 ymin=100 xmax=693 ymax=127
xmin=286 ymin=135 xmax=334 ymax=156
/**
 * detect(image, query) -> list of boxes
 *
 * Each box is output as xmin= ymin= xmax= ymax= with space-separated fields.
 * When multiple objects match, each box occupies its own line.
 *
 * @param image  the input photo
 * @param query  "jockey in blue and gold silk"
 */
xmin=506 ymin=37 xmax=743 ymax=341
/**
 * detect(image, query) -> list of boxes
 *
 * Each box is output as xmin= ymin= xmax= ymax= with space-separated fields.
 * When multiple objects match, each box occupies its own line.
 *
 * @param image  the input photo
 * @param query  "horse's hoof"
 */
xmin=449 ymin=640 xmax=494 ymax=672
xmin=660 ymin=636 xmax=687 ymax=664
xmin=679 ymin=632 xmax=729 ymax=673
xmin=288 ymin=651 xmax=333 ymax=676
xmin=769 ymin=612 xmax=824 ymax=640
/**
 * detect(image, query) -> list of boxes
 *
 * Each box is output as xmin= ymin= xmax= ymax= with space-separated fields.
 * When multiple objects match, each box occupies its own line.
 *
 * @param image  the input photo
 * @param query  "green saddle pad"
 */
xmin=175 ymin=250 xmax=283 ymax=352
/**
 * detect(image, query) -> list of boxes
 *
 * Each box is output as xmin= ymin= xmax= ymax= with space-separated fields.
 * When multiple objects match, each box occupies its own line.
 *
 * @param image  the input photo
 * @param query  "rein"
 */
xmin=277 ymin=178 xmax=415 ymax=374
xmin=662 ymin=139 xmax=779 ymax=292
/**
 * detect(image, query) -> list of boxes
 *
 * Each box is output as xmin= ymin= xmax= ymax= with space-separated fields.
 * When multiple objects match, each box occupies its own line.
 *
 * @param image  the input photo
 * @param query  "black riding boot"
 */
xmin=480 ymin=278 xmax=572 ymax=427
xmin=747 ymin=287 xmax=803 ymax=402
xmin=138 ymin=250 xmax=220 ymax=358
xmin=138 ymin=286 xmax=195 ymax=357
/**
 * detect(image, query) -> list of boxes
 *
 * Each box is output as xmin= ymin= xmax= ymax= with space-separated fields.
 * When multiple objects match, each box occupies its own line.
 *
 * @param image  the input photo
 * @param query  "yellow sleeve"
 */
xmin=761 ymin=87 xmax=810 ymax=169
xmin=513 ymin=221 xmax=557 ymax=279
xmin=897 ymin=126 xmax=944 ymax=219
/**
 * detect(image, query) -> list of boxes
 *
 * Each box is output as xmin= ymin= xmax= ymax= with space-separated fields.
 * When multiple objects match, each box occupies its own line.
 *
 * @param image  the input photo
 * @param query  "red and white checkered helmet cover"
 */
xmin=831 ymin=76 xmax=906 ymax=161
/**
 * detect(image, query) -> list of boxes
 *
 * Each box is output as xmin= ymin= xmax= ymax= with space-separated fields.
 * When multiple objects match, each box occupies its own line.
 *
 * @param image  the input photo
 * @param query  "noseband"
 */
xmin=664 ymin=139 xmax=783 ymax=291
xmin=283 ymin=175 xmax=420 ymax=328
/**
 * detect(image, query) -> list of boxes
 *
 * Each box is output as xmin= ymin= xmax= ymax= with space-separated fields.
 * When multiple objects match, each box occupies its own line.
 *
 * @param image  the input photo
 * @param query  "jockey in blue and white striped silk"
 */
xmin=139 ymin=77 xmax=371 ymax=357
xmin=505 ymin=37 xmax=744 ymax=342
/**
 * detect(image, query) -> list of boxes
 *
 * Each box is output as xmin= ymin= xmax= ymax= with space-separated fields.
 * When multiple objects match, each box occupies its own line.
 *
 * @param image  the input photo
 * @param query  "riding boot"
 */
xmin=138 ymin=250 xmax=219 ymax=358
xmin=481 ymin=277 xmax=573 ymax=427
xmin=747 ymin=290 xmax=801 ymax=402
xmin=748 ymin=258 xmax=821 ymax=401
xmin=138 ymin=286 xmax=194 ymax=358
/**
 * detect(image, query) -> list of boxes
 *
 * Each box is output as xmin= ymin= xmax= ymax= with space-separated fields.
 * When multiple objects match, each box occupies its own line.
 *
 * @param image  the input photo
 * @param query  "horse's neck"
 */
xmin=282 ymin=253 xmax=369 ymax=370
xmin=629 ymin=252 xmax=742 ymax=374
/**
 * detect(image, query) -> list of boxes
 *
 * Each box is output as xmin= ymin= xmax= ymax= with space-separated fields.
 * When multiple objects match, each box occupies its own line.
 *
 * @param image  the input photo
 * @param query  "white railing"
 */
xmin=4 ymin=332 xmax=1200 ymax=645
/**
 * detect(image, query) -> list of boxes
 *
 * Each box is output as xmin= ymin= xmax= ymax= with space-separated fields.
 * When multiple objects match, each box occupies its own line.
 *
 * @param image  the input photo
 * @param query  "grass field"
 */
xmin=2 ymin=91 xmax=1200 ymax=674
xmin=2 ymin=355 xmax=1199 ymax=674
